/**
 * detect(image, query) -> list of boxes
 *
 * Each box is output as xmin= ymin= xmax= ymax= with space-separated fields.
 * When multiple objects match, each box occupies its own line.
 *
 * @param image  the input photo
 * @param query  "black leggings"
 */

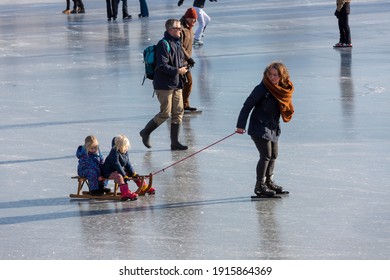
xmin=251 ymin=136 xmax=278 ymax=181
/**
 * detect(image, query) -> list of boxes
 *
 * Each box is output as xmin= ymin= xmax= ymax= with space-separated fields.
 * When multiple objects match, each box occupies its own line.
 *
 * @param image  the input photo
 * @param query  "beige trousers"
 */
xmin=153 ymin=89 xmax=184 ymax=125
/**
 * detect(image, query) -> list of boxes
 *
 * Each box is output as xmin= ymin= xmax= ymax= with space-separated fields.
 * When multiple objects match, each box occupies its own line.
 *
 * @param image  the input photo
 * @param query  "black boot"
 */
xmin=90 ymin=189 xmax=104 ymax=196
xmin=266 ymin=175 xmax=284 ymax=194
xmin=98 ymin=181 xmax=111 ymax=194
xmin=140 ymin=119 xmax=158 ymax=148
xmin=170 ymin=123 xmax=188 ymax=151
xmin=254 ymin=178 xmax=275 ymax=197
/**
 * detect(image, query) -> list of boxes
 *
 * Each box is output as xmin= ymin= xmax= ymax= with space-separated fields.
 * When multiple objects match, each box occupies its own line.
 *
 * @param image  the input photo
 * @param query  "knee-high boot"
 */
xmin=170 ymin=123 xmax=188 ymax=151
xmin=140 ymin=119 xmax=159 ymax=148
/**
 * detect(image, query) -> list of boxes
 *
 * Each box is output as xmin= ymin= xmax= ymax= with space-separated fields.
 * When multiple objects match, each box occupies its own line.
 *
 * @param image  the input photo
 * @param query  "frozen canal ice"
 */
xmin=0 ymin=0 xmax=389 ymax=260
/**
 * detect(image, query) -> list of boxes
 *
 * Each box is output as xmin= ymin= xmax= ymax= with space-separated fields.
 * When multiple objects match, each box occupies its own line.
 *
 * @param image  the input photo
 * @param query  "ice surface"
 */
xmin=0 ymin=0 xmax=389 ymax=259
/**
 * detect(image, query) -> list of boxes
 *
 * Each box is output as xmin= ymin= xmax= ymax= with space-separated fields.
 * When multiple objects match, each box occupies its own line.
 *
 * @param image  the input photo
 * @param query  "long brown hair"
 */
xmin=263 ymin=62 xmax=291 ymax=89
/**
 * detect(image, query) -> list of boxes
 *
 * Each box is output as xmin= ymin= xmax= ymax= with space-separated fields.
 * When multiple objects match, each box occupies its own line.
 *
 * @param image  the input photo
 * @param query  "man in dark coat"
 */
xmin=140 ymin=19 xmax=189 ymax=151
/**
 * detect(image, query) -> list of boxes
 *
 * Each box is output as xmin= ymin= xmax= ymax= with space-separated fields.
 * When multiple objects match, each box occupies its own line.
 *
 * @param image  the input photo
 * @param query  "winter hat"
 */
xmin=184 ymin=8 xmax=198 ymax=19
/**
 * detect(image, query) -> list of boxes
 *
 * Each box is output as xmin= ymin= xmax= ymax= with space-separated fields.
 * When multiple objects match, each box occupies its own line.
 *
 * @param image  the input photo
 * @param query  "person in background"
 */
xmin=139 ymin=19 xmax=189 ymax=151
xmin=180 ymin=8 xmax=198 ymax=112
xmin=334 ymin=0 xmax=352 ymax=47
xmin=63 ymin=0 xmax=72 ymax=14
xmin=71 ymin=0 xmax=85 ymax=14
xmin=236 ymin=62 xmax=294 ymax=197
xmin=76 ymin=135 xmax=110 ymax=196
xmin=121 ymin=0 xmax=132 ymax=20
xmin=106 ymin=0 xmax=119 ymax=21
xmin=178 ymin=0 xmax=217 ymax=46
xmin=138 ymin=0 xmax=149 ymax=17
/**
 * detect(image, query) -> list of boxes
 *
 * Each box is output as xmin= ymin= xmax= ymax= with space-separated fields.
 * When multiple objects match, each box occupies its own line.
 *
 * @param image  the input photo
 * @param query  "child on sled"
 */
xmin=76 ymin=135 xmax=111 ymax=196
xmin=102 ymin=134 xmax=155 ymax=201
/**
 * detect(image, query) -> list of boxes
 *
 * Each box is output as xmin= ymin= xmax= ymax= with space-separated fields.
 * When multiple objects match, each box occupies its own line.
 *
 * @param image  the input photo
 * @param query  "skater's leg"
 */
xmin=112 ymin=0 xmax=119 ymax=19
xmin=260 ymin=141 xmax=286 ymax=193
xmin=338 ymin=17 xmax=345 ymax=44
xmin=201 ymin=10 xmax=211 ymax=35
xmin=251 ymin=136 xmax=275 ymax=196
xmin=106 ymin=0 xmax=113 ymax=19
xmin=251 ymin=136 xmax=272 ymax=181
xmin=139 ymin=0 xmax=149 ymax=17
xmin=341 ymin=14 xmax=351 ymax=44
xmin=194 ymin=7 xmax=204 ymax=41
xmin=182 ymin=72 xmax=193 ymax=109
xmin=122 ymin=0 xmax=131 ymax=18
xmin=265 ymin=141 xmax=278 ymax=178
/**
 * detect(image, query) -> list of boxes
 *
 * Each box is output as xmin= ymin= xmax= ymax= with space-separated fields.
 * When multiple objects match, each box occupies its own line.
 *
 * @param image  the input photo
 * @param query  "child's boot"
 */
xmin=99 ymin=181 xmax=111 ymax=194
xmin=136 ymin=179 xmax=156 ymax=195
xmin=90 ymin=188 xmax=104 ymax=196
xmin=119 ymin=184 xmax=138 ymax=201
xmin=147 ymin=187 xmax=156 ymax=195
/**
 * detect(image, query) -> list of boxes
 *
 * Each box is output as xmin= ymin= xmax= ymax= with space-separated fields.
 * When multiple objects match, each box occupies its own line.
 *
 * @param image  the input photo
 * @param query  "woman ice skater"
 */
xmin=236 ymin=62 xmax=294 ymax=197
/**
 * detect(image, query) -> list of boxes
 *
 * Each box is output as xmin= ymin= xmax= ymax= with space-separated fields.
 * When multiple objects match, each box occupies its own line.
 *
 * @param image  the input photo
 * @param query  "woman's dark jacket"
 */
xmin=236 ymin=82 xmax=281 ymax=143
xmin=153 ymin=31 xmax=185 ymax=90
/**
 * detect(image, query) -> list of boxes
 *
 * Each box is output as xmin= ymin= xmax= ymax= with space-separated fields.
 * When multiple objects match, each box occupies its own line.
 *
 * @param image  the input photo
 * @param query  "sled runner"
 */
xmin=69 ymin=173 xmax=153 ymax=200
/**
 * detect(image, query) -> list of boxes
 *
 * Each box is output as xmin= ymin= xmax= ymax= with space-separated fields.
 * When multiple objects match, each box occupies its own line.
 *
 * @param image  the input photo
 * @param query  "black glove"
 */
xmin=210 ymin=0 xmax=218 ymax=2
xmin=187 ymin=58 xmax=195 ymax=68
xmin=334 ymin=10 xmax=340 ymax=18
xmin=178 ymin=0 xmax=184 ymax=6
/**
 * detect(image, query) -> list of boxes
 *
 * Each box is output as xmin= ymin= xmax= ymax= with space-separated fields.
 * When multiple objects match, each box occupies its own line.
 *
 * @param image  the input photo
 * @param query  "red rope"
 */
xmin=152 ymin=132 xmax=237 ymax=176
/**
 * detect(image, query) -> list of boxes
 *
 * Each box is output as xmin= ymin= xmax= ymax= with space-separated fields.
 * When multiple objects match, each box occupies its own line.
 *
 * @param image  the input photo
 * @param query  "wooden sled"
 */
xmin=69 ymin=173 xmax=153 ymax=200
xmin=133 ymin=174 xmax=154 ymax=195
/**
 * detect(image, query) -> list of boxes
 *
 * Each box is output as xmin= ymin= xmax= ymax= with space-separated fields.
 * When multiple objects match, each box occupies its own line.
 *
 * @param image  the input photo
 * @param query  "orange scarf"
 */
xmin=263 ymin=76 xmax=295 ymax=122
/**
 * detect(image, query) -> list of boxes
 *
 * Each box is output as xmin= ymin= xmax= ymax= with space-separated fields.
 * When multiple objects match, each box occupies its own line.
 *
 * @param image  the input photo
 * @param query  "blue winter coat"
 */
xmin=101 ymin=148 xmax=135 ymax=178
xmin=153 ymin=31 xmax=185 ymax=90
xmin=236 ymin=82 xmax=281 ymax=143
xmin=76 ymin=145 xmax=104 ymax=176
